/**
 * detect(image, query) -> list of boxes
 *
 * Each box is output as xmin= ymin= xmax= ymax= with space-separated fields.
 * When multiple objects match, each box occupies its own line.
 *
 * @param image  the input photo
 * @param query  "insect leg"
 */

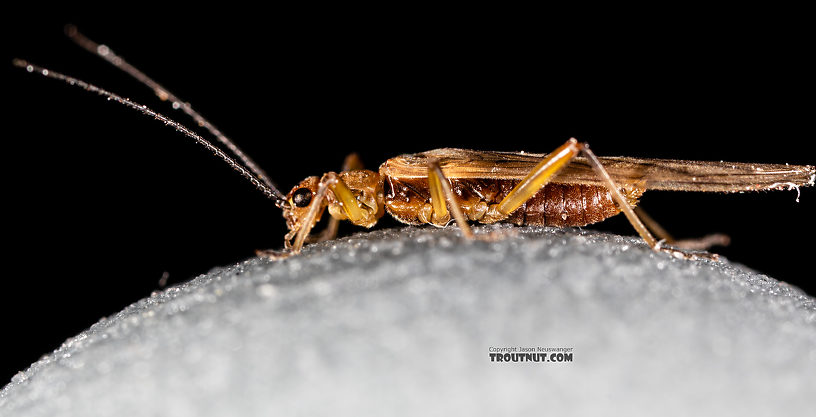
xmin=257 ymin=175 xmax=335 ymax=258
xmin=633 ymin=206 xmax=674 ymax=242
xmin=427 ymin=160 xmax=474 ymax=238
xmin=291 ymin=171 xmax=370 ymax=252
xmin=308 ymin=154 xmax=365 ymax=244
xmin=579 ymin=143 xmax=720 ymax=260
xmin=288 ymin=174 xmax=336 ymax=253
xmin=342 ymin=153 xmax=364 ymax=172
xmin=490 ymin=138 xmax=719 ymax=260
xmin=491 ymin=139 xmax=583 ymax=218
xmin=634 ymin=207 xmax=731 ymax=250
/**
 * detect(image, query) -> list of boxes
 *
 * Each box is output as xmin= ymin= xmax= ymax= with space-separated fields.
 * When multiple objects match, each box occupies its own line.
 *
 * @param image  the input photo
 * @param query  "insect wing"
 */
xmin=382 ymin=148 xmax=815 ymax=193
xmin=559 ymin=156 xmax=816 ymax=192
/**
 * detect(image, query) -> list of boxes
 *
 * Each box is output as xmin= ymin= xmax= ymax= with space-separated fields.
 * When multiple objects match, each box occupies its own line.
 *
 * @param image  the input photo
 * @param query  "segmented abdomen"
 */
xmin=383 ymin=177 xmax=642 ymax=227
xmin=516 ymin=183 xmax=620 ymax=227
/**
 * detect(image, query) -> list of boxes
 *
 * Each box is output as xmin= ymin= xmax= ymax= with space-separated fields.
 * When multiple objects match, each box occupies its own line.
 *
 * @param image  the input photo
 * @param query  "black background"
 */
xmin=3 ymin=11 xmax=813 ymax=383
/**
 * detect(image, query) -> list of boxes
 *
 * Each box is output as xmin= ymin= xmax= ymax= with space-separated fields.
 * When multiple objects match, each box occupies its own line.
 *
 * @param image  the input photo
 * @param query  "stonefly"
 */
xmin=15 ymin=26 xmax=815 ymax=260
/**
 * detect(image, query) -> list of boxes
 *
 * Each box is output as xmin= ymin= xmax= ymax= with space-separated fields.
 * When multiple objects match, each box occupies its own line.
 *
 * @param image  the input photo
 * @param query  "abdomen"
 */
xmin=383 ymin=176 xmax=644 ymax=227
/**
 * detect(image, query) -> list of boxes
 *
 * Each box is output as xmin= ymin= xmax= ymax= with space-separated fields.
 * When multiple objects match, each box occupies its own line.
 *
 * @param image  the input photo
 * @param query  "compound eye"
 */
xmin=292 ymin=188 xmax=313 ymax=207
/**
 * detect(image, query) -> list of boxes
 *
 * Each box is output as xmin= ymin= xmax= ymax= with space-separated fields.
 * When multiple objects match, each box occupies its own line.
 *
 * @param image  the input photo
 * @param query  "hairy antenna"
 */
xmin=64 ymin=25 xmax=286 ymax=202
xmin=13 ymin=59 xmax=287 ymax=207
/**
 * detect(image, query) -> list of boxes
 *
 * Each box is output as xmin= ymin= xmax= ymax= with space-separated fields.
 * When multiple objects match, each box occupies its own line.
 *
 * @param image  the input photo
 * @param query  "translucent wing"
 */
xmin=381 ymin=148 xmax=815 ymax=192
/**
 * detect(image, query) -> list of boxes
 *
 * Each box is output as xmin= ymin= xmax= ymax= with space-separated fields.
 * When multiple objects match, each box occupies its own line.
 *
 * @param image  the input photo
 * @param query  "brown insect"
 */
xmin=274 ymin=145 xmax=812 ymax=261
xmin=15 ymin=27 xmax=816 ymax=261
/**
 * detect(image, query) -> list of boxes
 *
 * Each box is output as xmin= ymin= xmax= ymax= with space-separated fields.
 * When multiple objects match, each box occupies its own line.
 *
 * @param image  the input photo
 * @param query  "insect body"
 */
xmin=382 ymin=150 xmax=635 ymax=228
xmin=282 ymin=148 xmax=640 ymax=252
xmin=15 ymin=28 xmax=816 ymax=261
xmin=280 ymin=145 xmax=814 ymax=259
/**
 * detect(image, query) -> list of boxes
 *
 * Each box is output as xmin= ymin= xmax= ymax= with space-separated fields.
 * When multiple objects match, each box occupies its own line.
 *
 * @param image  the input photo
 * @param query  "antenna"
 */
xmin=13 ymin=59 xmax=287 ymax=207
xmin=64 ymin=25 xmax=285 ymax=202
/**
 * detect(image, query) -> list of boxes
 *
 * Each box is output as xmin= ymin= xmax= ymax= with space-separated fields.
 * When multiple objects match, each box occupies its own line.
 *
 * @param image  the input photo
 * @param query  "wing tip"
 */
xmin=794 ymin=164 xmax=816 ymax=188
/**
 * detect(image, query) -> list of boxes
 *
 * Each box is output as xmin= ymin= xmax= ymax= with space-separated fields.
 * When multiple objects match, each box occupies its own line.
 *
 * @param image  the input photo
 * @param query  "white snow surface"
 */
xmin=2 ymin=225 xmax=815 ymax=416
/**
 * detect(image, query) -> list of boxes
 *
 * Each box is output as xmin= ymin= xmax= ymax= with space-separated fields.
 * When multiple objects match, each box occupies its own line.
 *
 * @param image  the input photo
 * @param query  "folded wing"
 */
xmin=381 ymin=148 xmax=815 ymax=192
